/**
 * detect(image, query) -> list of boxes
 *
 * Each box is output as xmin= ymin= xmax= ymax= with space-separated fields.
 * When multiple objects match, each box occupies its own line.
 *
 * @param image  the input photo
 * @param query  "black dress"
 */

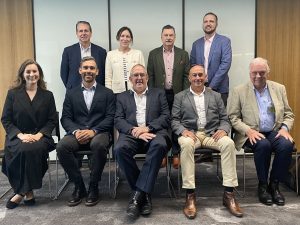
xmin=1 ymin=87 xmax=57 ymax=194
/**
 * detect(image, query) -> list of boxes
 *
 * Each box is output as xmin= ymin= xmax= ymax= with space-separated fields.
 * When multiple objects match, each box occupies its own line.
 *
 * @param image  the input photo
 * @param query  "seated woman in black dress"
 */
xmin=1 ymin=59 xmax=58 ymax=209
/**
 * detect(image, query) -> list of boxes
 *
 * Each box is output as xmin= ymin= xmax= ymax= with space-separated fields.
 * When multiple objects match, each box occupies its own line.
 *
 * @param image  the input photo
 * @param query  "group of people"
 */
xmin=1 ymin=12 xmax=295 ymax=221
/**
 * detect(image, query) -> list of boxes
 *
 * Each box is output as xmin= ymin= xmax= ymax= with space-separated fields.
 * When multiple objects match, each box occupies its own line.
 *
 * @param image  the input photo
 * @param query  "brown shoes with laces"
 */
xmin=183 ymin=192 xmax=197 ymax=219
xmin=223 ymin=191 xmax=243 ymax=217
xmin=172 ymin=155 xmax=180 ymax=169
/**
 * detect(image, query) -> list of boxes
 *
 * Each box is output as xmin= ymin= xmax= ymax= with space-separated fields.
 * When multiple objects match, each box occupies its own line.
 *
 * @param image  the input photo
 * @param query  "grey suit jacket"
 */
xmin=172 ymin=88 xmax=231 ymax=136
xmin=147 ymin=46 xmax=190 ymax=94
xmin=227 ymin=80 xmax=294 ymax=150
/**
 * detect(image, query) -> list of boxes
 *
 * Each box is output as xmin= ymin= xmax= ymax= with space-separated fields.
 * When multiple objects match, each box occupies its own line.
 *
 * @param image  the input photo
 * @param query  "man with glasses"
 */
xmin=172 ymin=65 xmax=243 ymax=219
xmin=114 ymin=64 xmax=171 ymax=219
xmin=57 ymin=56 xmax=115 ymax=207
xmin=60 ymin=21 xmax=107 ymax=89
xmin=227 ymin=57 xmax=294 ymax=206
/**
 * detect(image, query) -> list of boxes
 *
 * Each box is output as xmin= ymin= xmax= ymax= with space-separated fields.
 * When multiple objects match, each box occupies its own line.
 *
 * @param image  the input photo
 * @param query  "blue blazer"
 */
xmin=190 ymin=33 xmax=232 ymax=93
xmin=60 ymin=43 xmax=107 ymax=89
xmin=61 ymin=83 xmax=115 ymax=135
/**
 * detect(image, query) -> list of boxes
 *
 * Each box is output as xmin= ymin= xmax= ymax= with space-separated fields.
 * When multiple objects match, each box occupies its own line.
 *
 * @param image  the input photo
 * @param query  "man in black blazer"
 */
xmin=57 ymin=56 xmax=115 ymax=207
xmin=60 ymin=21 xmax=107 ymax=89
xmin=114 ymin=64 xmax=171 ymax=219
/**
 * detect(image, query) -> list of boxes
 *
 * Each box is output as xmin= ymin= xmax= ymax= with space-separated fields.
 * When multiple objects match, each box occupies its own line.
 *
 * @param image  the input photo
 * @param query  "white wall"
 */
xmin=33 ymin=0 xmax=255 ymax=159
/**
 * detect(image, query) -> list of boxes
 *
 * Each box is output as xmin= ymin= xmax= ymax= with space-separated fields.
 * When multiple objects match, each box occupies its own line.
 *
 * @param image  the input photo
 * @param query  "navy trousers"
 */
xmin=244 ymin=130 xmax=294 ymax=183
xmin=114 ymin=134 xmax=170 ymax=193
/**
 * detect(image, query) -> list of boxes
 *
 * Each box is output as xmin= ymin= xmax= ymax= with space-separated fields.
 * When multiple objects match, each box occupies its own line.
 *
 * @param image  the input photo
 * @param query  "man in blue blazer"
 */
xmin=190 ymin=12 xmax=232 ymax=106
xmin=60 ymin=21 xmax=107 ymax=89
xmin=114 ymin=64 xmax=171 ymax=219
xmin=57 ymin=56 xmax=115 ymax=207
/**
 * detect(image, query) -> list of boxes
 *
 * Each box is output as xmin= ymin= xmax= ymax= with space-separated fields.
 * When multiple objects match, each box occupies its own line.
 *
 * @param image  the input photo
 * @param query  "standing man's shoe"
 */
xmin=140 ymin=193 xmax=152 ymax=215
xmin=258 ymin=183 xmax=273 ymax=205
xmin=68 ymin=181 xmax=87 ymax=207
xmin=85 ymin=182 xmax=100 ymax=206
xmin=269 ymin=180 xmax=285 ymax=206
xmin=223 ymin=192 xmax=243 ymax=217
xmin=172 ymin=155 xmax=180 ymax=169
xmin=127 ymin=191 xmax=145 ymax=219
xmin=183 ymin=192 xmax=197 ymax=219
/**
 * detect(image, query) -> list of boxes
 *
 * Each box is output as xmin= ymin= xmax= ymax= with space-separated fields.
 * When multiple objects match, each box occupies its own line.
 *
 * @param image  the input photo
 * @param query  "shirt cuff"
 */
xmin=281 ymin=124 xmax=289 ymax=131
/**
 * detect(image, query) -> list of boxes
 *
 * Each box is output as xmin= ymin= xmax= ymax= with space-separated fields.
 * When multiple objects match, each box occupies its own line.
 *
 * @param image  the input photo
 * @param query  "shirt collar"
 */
xmin=204 ymin=33 xmax=216 ymax=42
xmin=252 ymin=83 xmax=268 ymax=92
xmin=79 ymin=43 xmax=91 ymax=51
xmin=82 ymin=82 xmax=97 ymax=90
xmin=190 ymin=86 xmax=205 ymax=96
xmin=132 ymin=87 xmax=148 ymax=97
xmin=163 ymin=46 xmax=174 ymax=53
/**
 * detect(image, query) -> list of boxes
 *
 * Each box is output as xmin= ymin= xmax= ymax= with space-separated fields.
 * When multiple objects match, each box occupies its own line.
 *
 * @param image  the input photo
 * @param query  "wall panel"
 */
xmin=0 ymin=0 xmax=34 ymax=148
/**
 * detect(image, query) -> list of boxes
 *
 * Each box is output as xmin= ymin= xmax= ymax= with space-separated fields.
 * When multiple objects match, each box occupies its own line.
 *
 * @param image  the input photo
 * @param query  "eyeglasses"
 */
xmin=250 ymin=71 xmax=267 ymax=77
xmin=82 ymin=66 xmax=96 ymax=70
xmin=132 ymin=73 xmax=146 ymax=78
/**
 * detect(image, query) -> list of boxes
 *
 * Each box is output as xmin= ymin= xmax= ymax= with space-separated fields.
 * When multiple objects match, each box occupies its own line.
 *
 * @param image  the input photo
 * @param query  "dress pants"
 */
xmin=244 ymin=130 xmax=294 ymax=183
xmin=114 ymin=134 xmax=169 ymax=193
xmin=178 ymin=131 xmax=238 ymax=189
xmin=57 ymin=132 xmax=111 ymax=184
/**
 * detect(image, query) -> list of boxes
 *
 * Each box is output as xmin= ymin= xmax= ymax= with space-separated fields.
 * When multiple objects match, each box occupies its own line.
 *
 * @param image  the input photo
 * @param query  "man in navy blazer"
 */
xmin=114 ymin=64 xmax=171 ymax=219
xmin=60 ymin=21 xmax=107 ymax=89
xmin=57 ymin=56 xmax=115 ymax=207
xmin=190 ymin=12 xmax=232 ymax=106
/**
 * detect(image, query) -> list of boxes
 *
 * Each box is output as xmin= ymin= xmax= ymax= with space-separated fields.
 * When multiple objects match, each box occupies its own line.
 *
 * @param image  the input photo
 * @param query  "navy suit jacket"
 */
xmin=60 ymin=43 xmax=107 ymax=89
xmin=190 ymin=33 xmax=232 ymax=93
xmin=114 ymin=88 xmax=170 ymax=140
xmin=61 ymin=83 xmax=115 ymax=135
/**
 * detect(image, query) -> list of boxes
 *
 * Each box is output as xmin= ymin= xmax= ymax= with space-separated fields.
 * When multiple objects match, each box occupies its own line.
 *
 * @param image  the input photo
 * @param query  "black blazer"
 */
xmin=60 ymin=43 xmax=107 ymax=89
xmin=1 ymin=87 xmax=57 ymax=147
xmin=61 ymin=83 xmax=115 ymax=135
xmin=115 ymin=88 xmax=170 ymax=139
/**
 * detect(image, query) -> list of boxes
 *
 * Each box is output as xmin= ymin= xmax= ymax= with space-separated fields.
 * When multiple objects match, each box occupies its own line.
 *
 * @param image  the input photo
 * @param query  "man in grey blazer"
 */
xmin=172 ymin=65 xmax=243 ymax=219
xmin=148 ymin=24 xmax=190 ymax=168
xmin=227 ymin=57 xmax=294 ymax=206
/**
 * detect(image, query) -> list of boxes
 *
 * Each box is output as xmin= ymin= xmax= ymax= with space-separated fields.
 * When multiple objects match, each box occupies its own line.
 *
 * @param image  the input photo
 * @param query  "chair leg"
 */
xmin=47 ymin=157 xmax=53 ymax=198
xmin=112 ymin=159 xmax=120 ymax=199
xmin=53 ymin=152 xmax=69 ymax=200
xmin=0 ymin=187 xmax=12 ymax=199
xmin=242 ymin=151 xmax=246 ymax=198
xmin=296 ymin=151 xmax=299 ymax=196
xmin=165 ymin=156 xmax=176 ymax=198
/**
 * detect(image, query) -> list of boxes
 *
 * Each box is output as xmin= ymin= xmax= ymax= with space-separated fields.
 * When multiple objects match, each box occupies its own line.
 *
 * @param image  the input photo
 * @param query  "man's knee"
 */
xmin=179 ymin=137 xmax=195 ymax=153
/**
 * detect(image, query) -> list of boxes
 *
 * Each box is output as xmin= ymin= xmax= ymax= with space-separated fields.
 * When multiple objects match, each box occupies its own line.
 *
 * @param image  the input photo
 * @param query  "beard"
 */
xmin=203 ymin=26 xmax=216 ymax=35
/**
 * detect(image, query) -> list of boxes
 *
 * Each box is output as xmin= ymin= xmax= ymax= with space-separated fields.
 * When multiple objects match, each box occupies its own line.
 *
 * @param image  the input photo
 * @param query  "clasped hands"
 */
xmin=17 ymin=132 xmax=43 ymax=143
xmin=75 ymin=129 xmax=96 ymax=144
xmin=131 ymin=126 xmax=156 ymax=142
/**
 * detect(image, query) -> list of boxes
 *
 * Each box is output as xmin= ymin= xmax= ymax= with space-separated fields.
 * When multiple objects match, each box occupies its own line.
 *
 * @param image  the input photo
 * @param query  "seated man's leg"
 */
xmin=178 ymin=135 xmax=198 ymax=219
xmin=267 ymin=131 xmax=294 ymax=205
xmin=114 ymin=134 xmax=140 ymax=190
xmin=85 ymin=132 xmax=111 ymax=206
xmin=56 ymin=135 xmax=87 ymax=206
xmin=244 ymin=137 xmax=273 ymax=205
xmin=201 ymin=134 xmax=243 ymax=217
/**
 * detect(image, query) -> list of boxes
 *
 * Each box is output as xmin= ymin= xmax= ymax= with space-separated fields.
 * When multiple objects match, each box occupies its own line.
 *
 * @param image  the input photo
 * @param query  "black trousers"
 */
xmin=57 ymin=132 xmax=111 ymax=184
xmin=114 ymin=134 xmax=169 ymax=193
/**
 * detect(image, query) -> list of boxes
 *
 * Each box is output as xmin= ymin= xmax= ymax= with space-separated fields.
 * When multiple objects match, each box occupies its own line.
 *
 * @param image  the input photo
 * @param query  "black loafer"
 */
xmin=269 ymin=181 xmax=285 ymax=206
xmin=24 ymin=198 xmax=36 ymax=206
xmin=140 ymin=193 xmax=152 ymax=215
xmin=6 ymin=194 xmax=24 ymax=209
xmin=258 ymin=184 xmax=272 ymax=206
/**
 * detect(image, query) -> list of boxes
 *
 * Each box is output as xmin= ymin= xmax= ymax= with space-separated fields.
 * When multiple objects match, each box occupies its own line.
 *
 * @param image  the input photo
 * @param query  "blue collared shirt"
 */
xmin=254 ymin=85 xmax=275 ymax=132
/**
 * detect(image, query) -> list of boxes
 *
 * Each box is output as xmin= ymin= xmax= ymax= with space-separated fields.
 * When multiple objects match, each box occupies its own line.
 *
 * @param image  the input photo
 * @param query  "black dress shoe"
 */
xmin=269 ymin=180 xmax=285 ymax=206
xmin=127 ymin=191 xmax=145 ymax=219
xmin=68 ymin=183 xmax=87 ymax=207
xmin=6 ymin=194 xmax=24 ymax=209
xmin=258 ymin=184 xmax=273 ymax=205
xmin=85 ymin=183 xmax=100 ymax=206
xmin=140 ymin=193 xmax=152 ymax=215
xmin=24 ymin=198 xmax=36 ymax=206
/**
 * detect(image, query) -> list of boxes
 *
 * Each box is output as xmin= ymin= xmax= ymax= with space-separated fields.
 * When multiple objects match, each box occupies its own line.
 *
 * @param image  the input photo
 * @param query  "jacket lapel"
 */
xmin=208 ymin=34 xmax=219 ymax=66
xmin=267 ymin=81 xmax=279 ymax=122
xmin=187 ymin=91 xmax=198 ymax=115
xmin=173 ymin=47 xmax=181 ymax=73
xmin=158 ymin=47 xmax=165 ymax=72
xmin=247 ymin=82 xmax=260 ymax=126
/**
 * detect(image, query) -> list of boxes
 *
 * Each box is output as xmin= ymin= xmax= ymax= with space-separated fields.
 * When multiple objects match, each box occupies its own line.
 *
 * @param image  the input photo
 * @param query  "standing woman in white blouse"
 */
xmin=105 ymin=26 xmax=145 ymax=93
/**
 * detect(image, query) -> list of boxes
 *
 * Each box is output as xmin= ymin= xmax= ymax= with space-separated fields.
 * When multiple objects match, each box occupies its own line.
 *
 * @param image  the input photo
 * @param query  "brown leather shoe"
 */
xmin=172 ymin=155 xmax=180 ymax=169
xmin=223 ymin=191 xmax=243 ymax=217
xmin=183 ymin=192 xmax=197 ymax=219
xmin=160 ymin=156 xmax=167 ymax=168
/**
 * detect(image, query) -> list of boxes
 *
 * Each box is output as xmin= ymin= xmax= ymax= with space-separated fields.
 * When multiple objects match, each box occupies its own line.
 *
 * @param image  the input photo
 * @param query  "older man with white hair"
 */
xmin=227 ymin=57 xmax=295 ymax=206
